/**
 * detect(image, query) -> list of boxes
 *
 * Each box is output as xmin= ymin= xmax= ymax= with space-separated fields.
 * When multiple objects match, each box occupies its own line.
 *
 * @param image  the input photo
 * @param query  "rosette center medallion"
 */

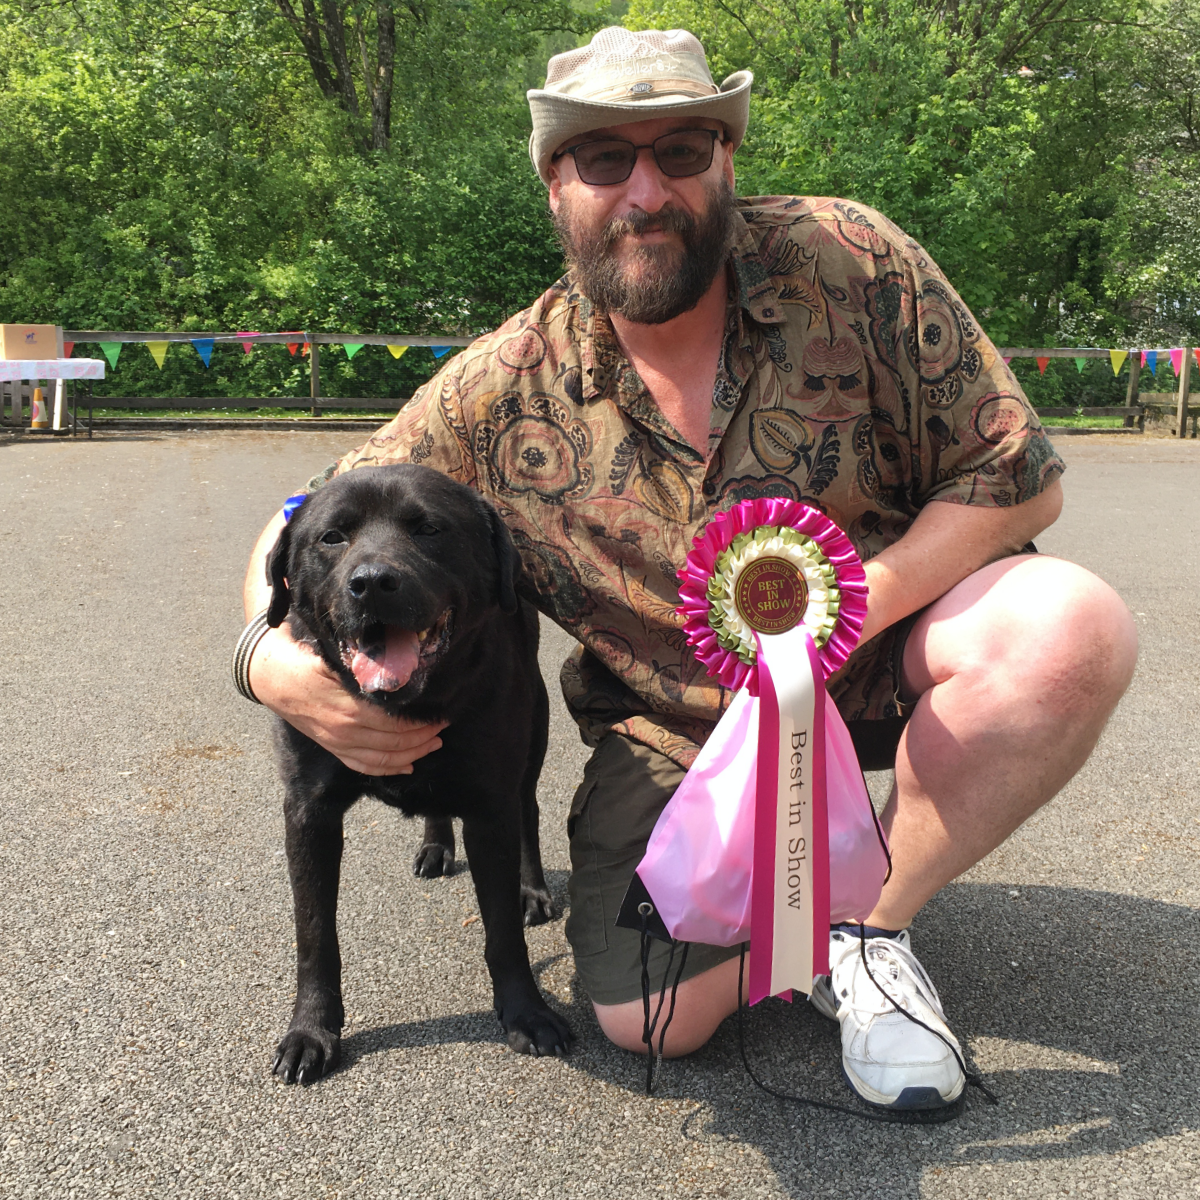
xmin=733 ymin=557 xmax=807 ymax=634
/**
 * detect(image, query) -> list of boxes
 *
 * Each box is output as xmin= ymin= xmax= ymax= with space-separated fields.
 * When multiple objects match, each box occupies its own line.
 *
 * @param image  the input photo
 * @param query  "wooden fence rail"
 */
xmin=3 ymin=335 xmax=1195 ymax=436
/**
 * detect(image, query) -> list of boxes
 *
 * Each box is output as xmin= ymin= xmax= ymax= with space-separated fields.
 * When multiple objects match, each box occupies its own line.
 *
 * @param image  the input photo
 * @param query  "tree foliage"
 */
xmin=0 ymin=0 xmax=1196 ymax=402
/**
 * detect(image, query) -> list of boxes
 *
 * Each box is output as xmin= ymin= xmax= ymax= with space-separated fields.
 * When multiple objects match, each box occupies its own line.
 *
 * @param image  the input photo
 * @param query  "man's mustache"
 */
xmin=601 ymin=206 xmax=696 ymax=250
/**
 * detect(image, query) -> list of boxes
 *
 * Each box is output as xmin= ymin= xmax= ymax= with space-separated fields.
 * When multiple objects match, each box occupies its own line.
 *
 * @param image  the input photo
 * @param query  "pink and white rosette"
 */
xmin=631 ymin=498 xmax=887 ymax=1006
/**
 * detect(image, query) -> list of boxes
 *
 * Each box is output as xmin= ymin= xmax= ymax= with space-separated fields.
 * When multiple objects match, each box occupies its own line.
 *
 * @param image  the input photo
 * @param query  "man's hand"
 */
xmin=248 ymin=621 xmax=446 ymax=776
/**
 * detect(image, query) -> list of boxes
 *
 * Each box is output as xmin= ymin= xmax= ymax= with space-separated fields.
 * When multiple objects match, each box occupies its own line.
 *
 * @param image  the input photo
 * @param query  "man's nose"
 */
xmin=621 ymin=146 xmax=674 ymax=213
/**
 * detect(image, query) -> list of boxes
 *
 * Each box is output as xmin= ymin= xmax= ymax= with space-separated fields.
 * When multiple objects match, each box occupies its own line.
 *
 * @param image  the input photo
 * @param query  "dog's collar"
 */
xmin=282 ymin=492 xmax=308 ymax=523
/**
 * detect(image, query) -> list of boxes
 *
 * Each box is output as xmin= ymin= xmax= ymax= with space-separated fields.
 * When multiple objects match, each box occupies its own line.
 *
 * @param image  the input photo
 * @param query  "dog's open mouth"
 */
xmin=339 ymin=609 xmax=453 ymax=694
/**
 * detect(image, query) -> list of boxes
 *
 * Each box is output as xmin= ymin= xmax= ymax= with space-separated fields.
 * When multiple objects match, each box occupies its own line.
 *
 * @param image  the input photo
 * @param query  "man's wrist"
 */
xmin=232 ymin=609 xmax=272 ymax=703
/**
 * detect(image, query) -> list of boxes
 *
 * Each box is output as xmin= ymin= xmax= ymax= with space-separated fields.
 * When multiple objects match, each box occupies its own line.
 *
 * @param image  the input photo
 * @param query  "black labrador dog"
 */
xmin=264 ymin=463 xmax=572 ymax=1083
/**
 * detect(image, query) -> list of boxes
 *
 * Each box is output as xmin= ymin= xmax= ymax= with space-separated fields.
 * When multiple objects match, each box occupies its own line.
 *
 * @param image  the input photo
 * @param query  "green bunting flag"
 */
xmin=98 ymin=342 xmax=122 ymax=369
xmin=1074 ymin=357 xmax=1086 ymax=373
xmin=343 ymin=344 xmax=364 ymax=359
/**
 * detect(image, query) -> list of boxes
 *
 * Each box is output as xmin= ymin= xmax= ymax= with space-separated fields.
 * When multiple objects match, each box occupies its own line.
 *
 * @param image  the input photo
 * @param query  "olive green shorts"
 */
xmin=564 ymin=714 xmax=911 ymax=1006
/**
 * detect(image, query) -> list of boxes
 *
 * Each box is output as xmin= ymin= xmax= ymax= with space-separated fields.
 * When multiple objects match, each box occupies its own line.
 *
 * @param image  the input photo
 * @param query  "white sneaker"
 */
xmin=810 ymin=928 xmax=966 ymax=1113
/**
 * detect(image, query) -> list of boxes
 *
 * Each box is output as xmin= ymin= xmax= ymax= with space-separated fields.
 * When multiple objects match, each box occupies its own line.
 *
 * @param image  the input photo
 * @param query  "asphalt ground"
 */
xmin=1 ymin=429 xmax=1197 ymax=1199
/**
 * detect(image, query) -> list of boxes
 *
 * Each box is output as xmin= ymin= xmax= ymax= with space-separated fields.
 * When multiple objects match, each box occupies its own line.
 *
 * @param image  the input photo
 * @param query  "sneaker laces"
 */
xmin=836 ymin=932 xmax=947 ymax=1022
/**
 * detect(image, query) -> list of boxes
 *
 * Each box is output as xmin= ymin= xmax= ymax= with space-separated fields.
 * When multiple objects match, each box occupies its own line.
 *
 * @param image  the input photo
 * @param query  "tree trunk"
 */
xmin=368 ymin=1 xmax=396 ymax=150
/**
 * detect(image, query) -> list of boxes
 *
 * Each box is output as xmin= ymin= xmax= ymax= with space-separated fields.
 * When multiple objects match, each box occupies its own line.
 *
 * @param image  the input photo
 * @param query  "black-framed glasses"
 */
xmin=553 ymin=129 xmax=721 ymax=186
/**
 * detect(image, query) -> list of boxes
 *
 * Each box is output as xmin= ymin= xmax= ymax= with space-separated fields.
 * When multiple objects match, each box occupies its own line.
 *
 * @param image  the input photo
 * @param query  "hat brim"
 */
xmin=528 ymin=70 xmax=752 ymax=186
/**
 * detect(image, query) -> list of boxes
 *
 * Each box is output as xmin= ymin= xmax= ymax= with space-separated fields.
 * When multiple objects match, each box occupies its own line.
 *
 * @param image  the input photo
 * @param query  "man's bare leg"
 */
xmin=593 ymin=555 xmax=1138 ymax=1055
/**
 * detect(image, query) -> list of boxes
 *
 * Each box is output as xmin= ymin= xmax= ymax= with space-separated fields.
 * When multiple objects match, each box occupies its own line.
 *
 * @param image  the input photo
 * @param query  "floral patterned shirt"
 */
xmin=326 ymin=196 xmax=1064 ymax=768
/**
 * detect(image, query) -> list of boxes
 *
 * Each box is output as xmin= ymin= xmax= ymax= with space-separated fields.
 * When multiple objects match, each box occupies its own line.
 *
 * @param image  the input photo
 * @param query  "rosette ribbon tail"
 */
xmin=748 ymin=628 xmax=830 ymax=1005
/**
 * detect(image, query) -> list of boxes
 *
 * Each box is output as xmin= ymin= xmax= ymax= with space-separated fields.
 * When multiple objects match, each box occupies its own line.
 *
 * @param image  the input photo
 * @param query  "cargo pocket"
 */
xmin=564 ymin=776 xmax=609 ymax=958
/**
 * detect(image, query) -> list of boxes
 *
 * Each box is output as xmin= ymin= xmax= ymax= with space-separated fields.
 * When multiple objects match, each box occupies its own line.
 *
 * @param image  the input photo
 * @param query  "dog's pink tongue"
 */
xmin=350 ymin=627 xmax=420 ymax=693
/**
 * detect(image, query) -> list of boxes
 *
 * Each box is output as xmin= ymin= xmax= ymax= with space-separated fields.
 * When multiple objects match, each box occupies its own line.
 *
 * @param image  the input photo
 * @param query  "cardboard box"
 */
xmin=0 ymin=324 xmax=64 ymax=361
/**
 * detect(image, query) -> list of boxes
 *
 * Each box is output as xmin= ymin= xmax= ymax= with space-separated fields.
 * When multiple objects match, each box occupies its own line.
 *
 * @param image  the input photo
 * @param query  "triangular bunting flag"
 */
xmin=302 ymin=343 xmax=310 ymax=357
xmin=387 ymin=344 xmax=408 ymax=360
xmin=1002 ymin=356 xmax=1012 ymax=365
xmin=1194 ymin=348 xmax=1200 ymax=372
xmin=237 ymin=331 xmax=259 ymax=354
xmin=287 ymin=342 xmax=300 ymax=356
xmin=1110 ymin=349 xmax=1128 ymax=376
xmin=343 ymin=344 xmax=364 ymax=359
xmin=1143 ymin=350 xmax=1157 ymax=375
xmin=1036 ymin=356 xmax=1050 ymax=375
xmin=98 ymin=342 xmax=122 ymax=369
xmin=63 ymin=341 xmax=74 ymax=358
xmin=1074 ymin=357 xmax=1086 ymax=373
xmin=191 ymin=338 xmax=214 ymax=368
xmin=1169 ymin=348 xmax=1183 ymax=377
xmin=146 ymin=341 xmax=169 ymax=369
xmin=431 ymin=346 xmax=451 ymax=359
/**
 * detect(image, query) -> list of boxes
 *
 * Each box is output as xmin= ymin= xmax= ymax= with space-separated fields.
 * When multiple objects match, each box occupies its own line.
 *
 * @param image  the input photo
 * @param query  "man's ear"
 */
xmin=485 ymin=504 xmax=520 ymax=615
xmin=265 ymin=522 xmax=292 ymax=627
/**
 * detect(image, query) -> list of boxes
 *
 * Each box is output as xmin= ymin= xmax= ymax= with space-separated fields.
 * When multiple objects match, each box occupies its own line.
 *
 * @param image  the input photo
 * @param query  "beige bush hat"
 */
xmin=528 ymin=27 xmax=752 ymax=186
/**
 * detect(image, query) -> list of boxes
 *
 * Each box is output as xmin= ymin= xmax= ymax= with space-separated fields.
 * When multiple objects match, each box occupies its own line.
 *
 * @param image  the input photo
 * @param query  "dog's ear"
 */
xmin=485 ymin=503 xmax=520 ymax=615
xmin=265 ymin=521 xmax=293 ymax=627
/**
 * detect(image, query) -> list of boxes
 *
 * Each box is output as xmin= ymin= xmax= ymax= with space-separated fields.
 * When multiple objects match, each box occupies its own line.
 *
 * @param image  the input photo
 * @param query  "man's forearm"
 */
xmin=858 ymin=481 xmax=1063 ymax=644
xmin=244 ymin=509 xmax=287 ymax=621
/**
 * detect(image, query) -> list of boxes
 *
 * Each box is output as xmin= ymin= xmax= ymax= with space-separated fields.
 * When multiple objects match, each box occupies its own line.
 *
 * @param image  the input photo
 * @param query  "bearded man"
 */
xmin=238 ymin=27 xmax=1136 ymax=1116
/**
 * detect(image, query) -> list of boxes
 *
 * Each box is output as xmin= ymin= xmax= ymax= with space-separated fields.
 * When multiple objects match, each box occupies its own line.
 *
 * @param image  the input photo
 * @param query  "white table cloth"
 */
xmin=0 ymin=358 xmax=105 ymax=381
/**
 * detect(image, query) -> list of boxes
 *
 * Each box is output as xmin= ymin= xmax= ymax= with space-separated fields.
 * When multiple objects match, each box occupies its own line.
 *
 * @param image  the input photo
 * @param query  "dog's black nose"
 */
xmin=347 ymin=563 xmax=402 ymax=600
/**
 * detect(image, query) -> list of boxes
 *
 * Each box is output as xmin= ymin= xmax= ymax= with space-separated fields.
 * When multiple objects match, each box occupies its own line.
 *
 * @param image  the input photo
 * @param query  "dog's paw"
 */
xmin=413 ymin=842 xmax=455 ymax=878
xmin=272 ymin=1025 xmax=340 ymax=1085
xmin=520 ymin=884 xmax=555 ymax=927
xmin=500 ymin=1003 xmax=573 ymax=1057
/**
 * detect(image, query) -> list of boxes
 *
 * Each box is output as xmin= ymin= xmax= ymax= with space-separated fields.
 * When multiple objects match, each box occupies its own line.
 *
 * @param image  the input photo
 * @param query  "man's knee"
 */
xmin=912 ymin=556 xmax=1138 ymax=717
xmin=591 ymin=956 xmax=743 ymax=1058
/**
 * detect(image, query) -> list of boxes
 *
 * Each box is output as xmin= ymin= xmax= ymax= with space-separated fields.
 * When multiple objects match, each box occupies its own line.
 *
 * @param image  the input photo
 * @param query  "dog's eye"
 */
xmin=320 ymin=530 xmax=347 ymax=546
xmin=414 ymin=522 xmax=439 ymax=537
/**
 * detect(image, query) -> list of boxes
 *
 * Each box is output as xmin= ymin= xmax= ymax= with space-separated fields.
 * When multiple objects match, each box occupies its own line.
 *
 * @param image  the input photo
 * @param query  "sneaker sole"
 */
xmin=841 ymin=1064 xmax=967 ymax=1120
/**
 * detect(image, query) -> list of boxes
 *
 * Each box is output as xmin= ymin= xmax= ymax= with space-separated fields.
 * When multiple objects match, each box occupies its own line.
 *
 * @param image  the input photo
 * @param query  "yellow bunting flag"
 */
xmin=146 ymin=341 xmax=169 ymax=370
xmin=387 ymin=344 xmax=408 ymax=360
xmin=1110 ymin=349 xmax=1128 ymax=376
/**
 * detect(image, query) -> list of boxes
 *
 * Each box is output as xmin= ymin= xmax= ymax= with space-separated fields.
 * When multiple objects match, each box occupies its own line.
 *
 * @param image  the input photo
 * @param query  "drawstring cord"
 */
xmin=638 ymin=901 xmax=690 ymax=1095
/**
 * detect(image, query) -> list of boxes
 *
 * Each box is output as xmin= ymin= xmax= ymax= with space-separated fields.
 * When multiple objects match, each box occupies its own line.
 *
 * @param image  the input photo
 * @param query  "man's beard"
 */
xmin=553 ymin=179 xmax=737 ymax=325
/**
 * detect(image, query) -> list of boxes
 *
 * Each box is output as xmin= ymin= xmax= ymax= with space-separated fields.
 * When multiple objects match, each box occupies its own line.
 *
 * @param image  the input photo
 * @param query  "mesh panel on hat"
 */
xmin=545 ymin=28 xmax=710 ymax=87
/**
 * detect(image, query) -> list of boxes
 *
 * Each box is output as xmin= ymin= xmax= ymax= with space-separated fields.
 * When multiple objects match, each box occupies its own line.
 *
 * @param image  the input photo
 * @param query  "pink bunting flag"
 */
xmin=1036 ymin=356 xmax=1050 ymax=375
xmin=1170 ymin=348 xmax=1183 ymax=377
xmin=237 ymin=331 xmax=260 ymax=354
xmin=1003 ymin=356 xmax=1013 ymax=365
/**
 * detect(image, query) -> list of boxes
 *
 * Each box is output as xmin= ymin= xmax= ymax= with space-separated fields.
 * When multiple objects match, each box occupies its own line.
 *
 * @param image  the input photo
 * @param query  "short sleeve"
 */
xmin=898 ymin=249 xmax=1065 ymax=508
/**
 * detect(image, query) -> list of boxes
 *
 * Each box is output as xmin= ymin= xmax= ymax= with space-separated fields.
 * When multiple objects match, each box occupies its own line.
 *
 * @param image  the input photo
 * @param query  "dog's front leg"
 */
xmin=461 ymin=817 xmax=573 ymax=1057
xmin=274 ymin=791 xmax=348 ymax=1085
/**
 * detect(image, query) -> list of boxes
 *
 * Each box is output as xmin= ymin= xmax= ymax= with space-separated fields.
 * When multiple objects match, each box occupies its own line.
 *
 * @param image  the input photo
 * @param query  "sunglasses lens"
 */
xmin=574 ymin=141 xmax=638 ymax=185
xmin=654 ymin=131 xmax=716 ymax=177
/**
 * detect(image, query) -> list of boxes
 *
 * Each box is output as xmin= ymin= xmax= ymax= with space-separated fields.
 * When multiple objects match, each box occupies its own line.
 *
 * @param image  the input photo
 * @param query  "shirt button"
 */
xmin=761 ymin=307 xmax=774 ymax=318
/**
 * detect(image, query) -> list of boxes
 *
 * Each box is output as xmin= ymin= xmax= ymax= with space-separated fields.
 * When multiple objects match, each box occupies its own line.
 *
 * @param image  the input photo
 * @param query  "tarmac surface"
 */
xmin=0 ymin=429 xmax=1197 ymax=1199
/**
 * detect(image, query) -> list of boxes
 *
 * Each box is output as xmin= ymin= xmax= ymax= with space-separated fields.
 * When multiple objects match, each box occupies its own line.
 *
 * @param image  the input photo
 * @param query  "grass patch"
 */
xmin=87 ymin=406 xmax=398 ymax=420
xmin=1037 ymin=413 xmax=1128 ymax=428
